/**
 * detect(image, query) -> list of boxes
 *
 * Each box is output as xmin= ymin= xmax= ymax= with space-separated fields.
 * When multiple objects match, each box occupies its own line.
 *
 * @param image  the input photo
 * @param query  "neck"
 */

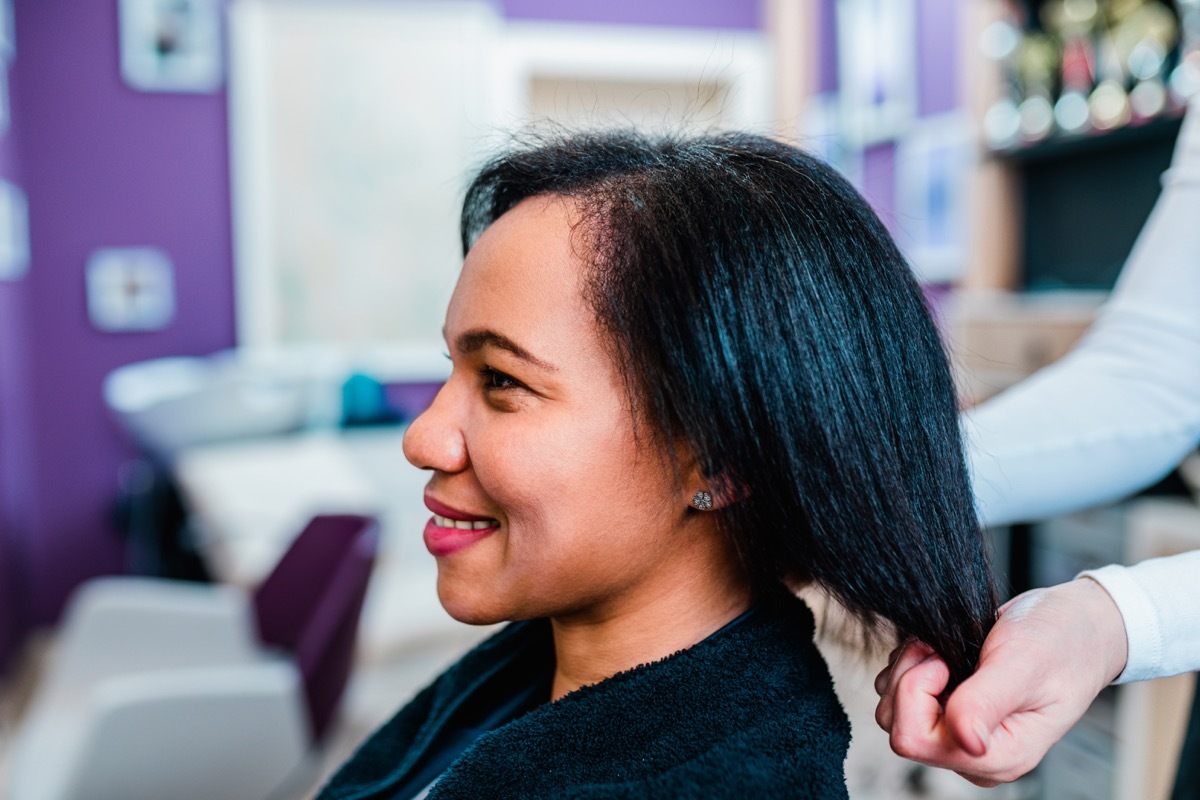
xmin=548 ymin=547 xmax=752 ymax=701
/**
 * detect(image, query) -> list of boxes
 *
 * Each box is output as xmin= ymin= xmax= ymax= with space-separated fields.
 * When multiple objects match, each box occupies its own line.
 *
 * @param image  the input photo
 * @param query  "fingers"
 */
xmin=942 ymin=670 xmax=1019 ymax=758
xmin=873 ymin=637 xmax=922 ymax=693
xmin=887 ymin=654 xmax=951 ymax=761
xmin=877 ymin=583 xmax=1114 ymax=785
xmin=884 ymin=657 xmax=1011 ymax=785
xmin=872 ymin=643 xmax=904 ymax=695
xmin=938 ymin=638 xmax=1077 ymax=782
xmin=885 ymin=637 xmax=1050 ymax=783
xmin=875 ymin=651 xmax=1016 ymax=783
xmin=874 ymin=640 xmax=936 ymax=733
xmin=941 ymin=613 xmax=1050 ymax=758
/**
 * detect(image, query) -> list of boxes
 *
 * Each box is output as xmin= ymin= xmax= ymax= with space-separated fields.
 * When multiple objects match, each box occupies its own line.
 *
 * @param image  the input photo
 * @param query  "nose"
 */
xmin=403 ymin=380 xmax=468 ymax=473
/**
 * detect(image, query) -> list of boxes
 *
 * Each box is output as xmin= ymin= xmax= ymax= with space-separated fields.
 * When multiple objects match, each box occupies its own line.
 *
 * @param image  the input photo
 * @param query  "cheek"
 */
xmin=480 ymin=429 xmax=596 ymax=538
xmin=479 ymin=407 xmax=630 ymax=506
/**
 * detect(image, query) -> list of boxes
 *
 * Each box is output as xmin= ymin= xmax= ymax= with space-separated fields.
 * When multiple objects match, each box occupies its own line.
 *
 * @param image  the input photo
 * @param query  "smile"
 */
xmin=423 ymin=516 xmax=500 ymax=558
xmin=432 ymin=514 xmax=498 ymax=531
xmin=422 ymin=494 xmax=501 ymax=556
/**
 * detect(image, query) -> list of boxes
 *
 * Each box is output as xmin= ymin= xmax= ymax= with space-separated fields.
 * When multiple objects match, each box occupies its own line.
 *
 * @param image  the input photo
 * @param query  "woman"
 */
xmin=319 ymin=131 xmax=997 ymax=799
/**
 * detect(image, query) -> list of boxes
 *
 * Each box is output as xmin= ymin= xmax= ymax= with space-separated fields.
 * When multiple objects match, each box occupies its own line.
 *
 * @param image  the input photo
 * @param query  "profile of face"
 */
xmin=403 ymin=196 xmax=722 ymax=626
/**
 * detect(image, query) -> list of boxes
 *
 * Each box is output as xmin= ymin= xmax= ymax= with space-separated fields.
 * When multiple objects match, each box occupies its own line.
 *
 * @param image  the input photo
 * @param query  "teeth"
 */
xmin=433 ymin=514 xmax=496 ymax=530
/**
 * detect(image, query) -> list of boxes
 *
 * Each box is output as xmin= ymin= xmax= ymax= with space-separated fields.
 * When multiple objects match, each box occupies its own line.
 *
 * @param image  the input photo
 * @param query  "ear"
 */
xmin=681 ymin=450 xmax=747 ymax=511
xmin=701 ymin=472 xmax=748 ymax=510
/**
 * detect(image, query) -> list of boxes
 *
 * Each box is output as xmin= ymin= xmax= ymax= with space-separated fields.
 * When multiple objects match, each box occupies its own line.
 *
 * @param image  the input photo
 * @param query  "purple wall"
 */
xmin=501 ymin=0 xmax=760 ymax=29
xmin=915 ymin=0 xmax=960 ymax=117
xmin=816 ymin=0 xmax=839 ymax=94
xmin=2 ymin=0 xmax=238 ymax=650
xmin=861 ymin=142 xmax=898 ymax=233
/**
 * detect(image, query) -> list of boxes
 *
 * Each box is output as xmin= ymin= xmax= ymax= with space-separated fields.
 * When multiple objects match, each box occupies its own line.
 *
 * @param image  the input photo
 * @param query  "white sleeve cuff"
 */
xmin=1078 ymin=564 xmax=1162 ymax=684
xmin=1080 ymin=552 xmax=1200 ymax=684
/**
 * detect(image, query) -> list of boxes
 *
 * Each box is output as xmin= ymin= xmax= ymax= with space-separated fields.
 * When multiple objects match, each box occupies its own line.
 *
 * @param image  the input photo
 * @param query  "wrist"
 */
xmin=1074 ymin=576 xmax=1129 ymax=684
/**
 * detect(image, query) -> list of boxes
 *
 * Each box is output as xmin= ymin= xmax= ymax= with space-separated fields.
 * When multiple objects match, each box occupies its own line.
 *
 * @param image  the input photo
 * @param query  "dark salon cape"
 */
xmin=319 ymin=594 xmax=850 ymax=799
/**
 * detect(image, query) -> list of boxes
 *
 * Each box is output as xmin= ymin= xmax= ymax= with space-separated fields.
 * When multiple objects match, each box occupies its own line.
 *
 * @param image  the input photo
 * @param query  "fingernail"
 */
xmin=972 ymin=721 xmax=991 ymax=753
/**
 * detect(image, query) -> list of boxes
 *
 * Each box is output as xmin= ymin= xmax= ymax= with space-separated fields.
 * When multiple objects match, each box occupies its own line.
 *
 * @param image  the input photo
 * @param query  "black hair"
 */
xmin=461 ymin=130 xmax=997 ymax=689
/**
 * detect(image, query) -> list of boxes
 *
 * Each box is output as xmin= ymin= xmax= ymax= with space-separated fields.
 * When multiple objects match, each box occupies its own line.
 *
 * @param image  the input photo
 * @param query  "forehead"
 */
xmin=446 ymin=195 xmax=598 ymax=353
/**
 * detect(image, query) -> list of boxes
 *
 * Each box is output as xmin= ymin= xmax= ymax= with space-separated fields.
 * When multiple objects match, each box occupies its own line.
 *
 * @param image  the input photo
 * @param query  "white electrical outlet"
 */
xmin=86 ymin=247 xmax=176 ymax=332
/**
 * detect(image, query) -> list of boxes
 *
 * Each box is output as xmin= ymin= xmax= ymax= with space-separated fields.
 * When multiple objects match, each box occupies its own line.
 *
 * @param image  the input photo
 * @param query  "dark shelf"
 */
xmin=1016 ymin=112 xmax=1181 ymax=291
xmin=991 ymin=113 xmax=1185 ymax=165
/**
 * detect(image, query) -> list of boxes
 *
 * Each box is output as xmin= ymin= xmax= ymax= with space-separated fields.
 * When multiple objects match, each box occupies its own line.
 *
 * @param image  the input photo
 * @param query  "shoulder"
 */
xmin=619 ymin=716 xmax=849 ymax=799
xmin=528 ymin=712 xmax=850 ymax=800
xmin=318 ymin=620 xmax=549 ymax=799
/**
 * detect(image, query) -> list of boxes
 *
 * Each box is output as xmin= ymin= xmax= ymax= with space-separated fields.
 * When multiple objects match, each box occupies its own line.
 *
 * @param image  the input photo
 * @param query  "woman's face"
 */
xmin=403 ymin=196 xmax=713 ymax=625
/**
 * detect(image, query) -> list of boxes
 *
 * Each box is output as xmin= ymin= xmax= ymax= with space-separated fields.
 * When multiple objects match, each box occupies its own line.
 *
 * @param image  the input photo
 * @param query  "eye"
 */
xmin=478 ymin=365 xmax=523 ymax=392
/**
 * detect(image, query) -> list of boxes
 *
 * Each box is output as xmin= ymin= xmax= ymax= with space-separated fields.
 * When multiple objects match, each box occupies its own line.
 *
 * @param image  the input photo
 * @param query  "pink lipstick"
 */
xmin=422 ymin=495 xmax=500 ymax=557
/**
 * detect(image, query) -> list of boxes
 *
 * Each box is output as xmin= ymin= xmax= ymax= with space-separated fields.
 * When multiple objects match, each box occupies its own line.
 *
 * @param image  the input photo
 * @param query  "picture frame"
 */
xmin=836 ymin=0 xmax=918 ymax=145
xmin=85 ymin=247 xmax=176 ymax=332
xmin=118 ymin=0 xmax=223 ymax=93
xmin=0 ymin=67 xmax=9 ymax=137
xmin=0 ymin=180 xmax=29 ymax=282
xmin=0 ymin=0 xmax=14 ymax=61
xmin=894 ymin=112 xmax=974 ymax=284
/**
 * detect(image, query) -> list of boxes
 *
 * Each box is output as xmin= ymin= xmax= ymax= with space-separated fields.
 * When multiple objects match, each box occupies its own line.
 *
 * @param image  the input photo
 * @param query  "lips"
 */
xmin=423 ymin=494 xmax=500 ymax=557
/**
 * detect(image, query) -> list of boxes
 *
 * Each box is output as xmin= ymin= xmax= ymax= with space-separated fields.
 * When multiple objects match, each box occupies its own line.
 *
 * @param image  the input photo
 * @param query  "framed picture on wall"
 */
xmin=0 ymin=180 xmax=30 ymax=282
xmin=836 ymin=0 xmax=917 ymax=145
xmin=894 ymin=112 xmax=974 ymax=284
xmin=0 ymin=67 xmax=9 ymax=136
xmin=118 ymin=0 xmax=223 ymax=93
xmin=0 ymin=0 xmax=14 ymax=61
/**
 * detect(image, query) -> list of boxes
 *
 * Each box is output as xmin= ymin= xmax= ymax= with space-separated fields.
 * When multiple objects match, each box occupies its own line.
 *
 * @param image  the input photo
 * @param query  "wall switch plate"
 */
xmin=86 ymin=247 xmax=176 ymax=332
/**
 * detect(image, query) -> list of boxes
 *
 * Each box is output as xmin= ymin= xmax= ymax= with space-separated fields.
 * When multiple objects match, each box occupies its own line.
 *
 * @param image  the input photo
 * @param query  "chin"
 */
xmin=436 ymin=578 xmax=511 ymax=625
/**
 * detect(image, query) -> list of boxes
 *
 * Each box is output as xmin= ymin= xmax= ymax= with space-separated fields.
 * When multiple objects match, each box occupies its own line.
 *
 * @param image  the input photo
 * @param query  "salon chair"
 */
xmin=6 ymin=514 xmax=379 ymax=800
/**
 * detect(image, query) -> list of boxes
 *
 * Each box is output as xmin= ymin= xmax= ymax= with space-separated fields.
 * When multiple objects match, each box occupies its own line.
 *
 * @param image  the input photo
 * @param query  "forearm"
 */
xmin=965 ymin=314 xmax=1200 ymax=527
xmin=966 ymin=98 xmax=1200 ymax=528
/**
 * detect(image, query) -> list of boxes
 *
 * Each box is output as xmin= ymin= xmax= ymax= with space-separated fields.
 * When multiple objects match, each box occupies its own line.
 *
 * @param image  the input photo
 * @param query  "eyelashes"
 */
xmin=478 ymin=365 xmax=524 ymax=393
xmin=443 ymin=350 xmax=529 ymax=401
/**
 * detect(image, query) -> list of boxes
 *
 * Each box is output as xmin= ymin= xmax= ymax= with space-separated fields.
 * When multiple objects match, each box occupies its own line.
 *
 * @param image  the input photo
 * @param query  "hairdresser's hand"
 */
xmin=873 ymin=578 xmax=1128 ymax=786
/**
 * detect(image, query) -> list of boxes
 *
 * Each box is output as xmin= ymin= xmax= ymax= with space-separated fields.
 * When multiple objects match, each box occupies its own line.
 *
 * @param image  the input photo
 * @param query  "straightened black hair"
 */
xmin=461 ymin=130 xmax=997 ymax=689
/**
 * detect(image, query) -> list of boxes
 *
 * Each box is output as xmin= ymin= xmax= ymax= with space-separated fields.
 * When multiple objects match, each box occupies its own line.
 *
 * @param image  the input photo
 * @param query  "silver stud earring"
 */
xmin=691 ymin=491 xmax=713 ymax=510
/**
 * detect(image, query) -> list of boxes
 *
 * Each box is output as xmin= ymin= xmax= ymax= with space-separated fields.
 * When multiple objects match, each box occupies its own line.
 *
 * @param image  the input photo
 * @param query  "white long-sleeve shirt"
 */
xmin=964 ymin=95 xmax=1200 ymax=683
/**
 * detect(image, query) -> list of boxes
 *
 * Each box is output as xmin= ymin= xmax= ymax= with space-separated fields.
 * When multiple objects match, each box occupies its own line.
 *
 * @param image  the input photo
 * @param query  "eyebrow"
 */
xmin=452 ymin=328 xmax=559 ymax=372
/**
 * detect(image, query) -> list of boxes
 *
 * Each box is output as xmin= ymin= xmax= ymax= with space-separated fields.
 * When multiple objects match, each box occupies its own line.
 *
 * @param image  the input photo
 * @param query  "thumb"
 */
xmin=942 ymin=655 xmax=1030 ymax=757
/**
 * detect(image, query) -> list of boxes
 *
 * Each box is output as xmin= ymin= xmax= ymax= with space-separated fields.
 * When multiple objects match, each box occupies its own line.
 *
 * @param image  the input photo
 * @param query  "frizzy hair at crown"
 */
xmin=460 ymin=129 xmax=998 ymax=689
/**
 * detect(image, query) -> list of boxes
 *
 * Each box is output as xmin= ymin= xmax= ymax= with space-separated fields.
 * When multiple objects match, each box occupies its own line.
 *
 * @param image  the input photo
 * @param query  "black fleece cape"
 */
xmin=319 ymin=593 xmax=850 ymax=799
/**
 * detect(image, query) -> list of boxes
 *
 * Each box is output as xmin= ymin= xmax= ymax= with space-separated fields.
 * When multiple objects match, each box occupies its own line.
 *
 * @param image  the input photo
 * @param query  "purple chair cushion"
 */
xmin=253 ymin=514 xmax=379 ymax=741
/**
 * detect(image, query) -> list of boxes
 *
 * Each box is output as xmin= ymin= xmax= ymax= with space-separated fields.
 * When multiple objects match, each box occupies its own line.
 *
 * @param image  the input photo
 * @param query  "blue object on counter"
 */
xmin=341 ymin=372 xmax=401 ymax=427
